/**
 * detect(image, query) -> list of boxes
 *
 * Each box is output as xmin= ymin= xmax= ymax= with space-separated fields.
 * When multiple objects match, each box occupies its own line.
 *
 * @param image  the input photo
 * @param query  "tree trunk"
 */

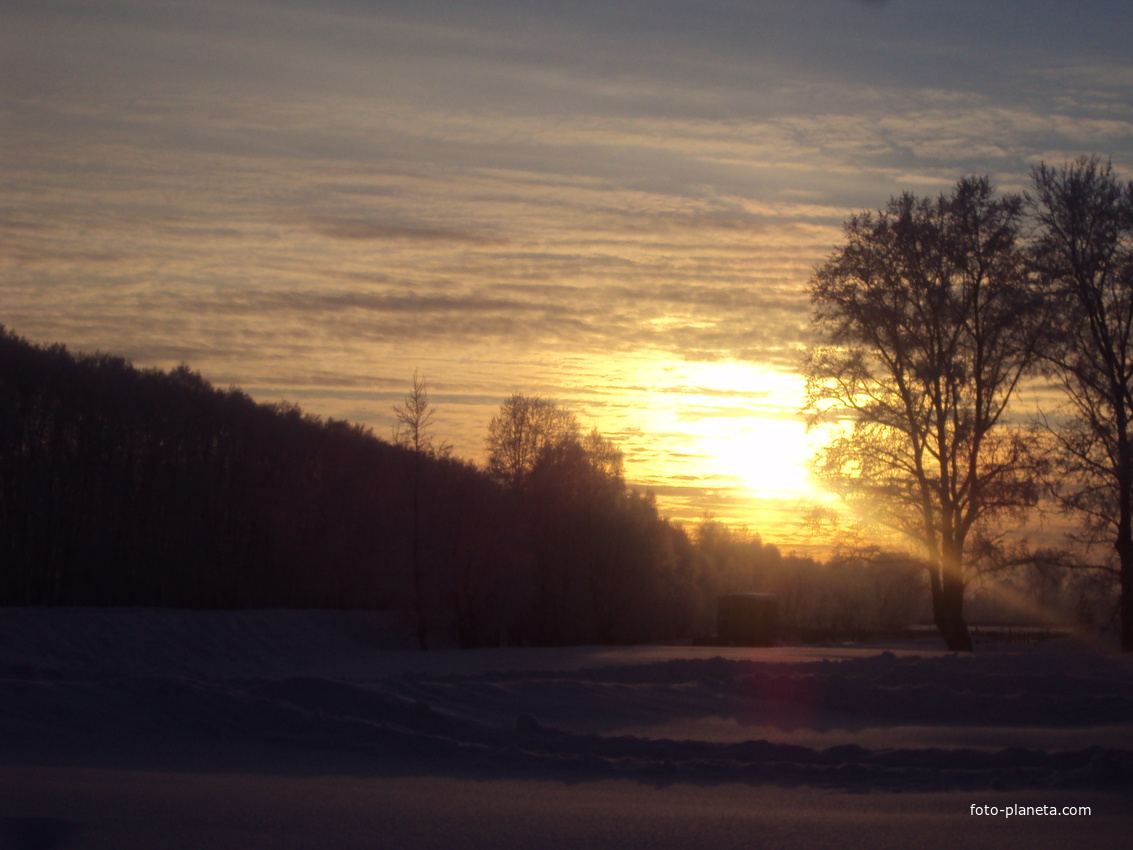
xmin=931 ymin=553 xmax=973 ymax=652
xmin=1121 ymin=550 xmax=1133 ymax=654
xmin=412 ymin=451 xmax=429 ymax=652
xmin=1114 ymin=393 xmax=1133 ymax=653
xmin=1117 ymin=520 xmax=1133 ymax=653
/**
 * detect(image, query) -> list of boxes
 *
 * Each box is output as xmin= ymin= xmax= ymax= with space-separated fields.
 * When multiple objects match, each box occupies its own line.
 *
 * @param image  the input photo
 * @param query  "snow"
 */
xmin=2 ymin=608 xmax=1131 ymax=848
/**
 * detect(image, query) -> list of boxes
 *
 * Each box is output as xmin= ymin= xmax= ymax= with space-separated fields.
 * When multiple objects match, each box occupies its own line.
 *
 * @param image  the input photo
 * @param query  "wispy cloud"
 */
xmin=307 ymin=216 xmax=500 ymax=244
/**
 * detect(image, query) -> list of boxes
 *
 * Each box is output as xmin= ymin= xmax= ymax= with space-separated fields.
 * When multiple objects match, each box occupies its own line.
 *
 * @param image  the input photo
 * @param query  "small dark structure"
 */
xmin=717 ymin=593 xmax=778 ymax=647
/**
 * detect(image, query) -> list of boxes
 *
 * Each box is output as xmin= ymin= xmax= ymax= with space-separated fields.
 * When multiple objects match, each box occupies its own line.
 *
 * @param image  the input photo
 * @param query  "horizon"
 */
xmin=5 ymin=0 xmax=1133 ymax=552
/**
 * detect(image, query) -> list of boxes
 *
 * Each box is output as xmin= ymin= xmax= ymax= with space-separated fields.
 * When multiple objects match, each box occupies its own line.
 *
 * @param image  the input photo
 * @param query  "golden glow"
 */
xmin=696 ymin=415 xmax=816 ymax=500
xmin=565 ymin=355 xmax=832 ymax=535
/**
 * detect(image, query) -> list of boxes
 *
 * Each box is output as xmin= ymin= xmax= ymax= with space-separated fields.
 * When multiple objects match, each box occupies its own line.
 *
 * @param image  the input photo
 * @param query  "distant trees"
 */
xmin=687 ymin=518 xmax=924 ymax=640
xmin=0 ymin=331 xmax=702 ymax=646
xmin=1029 ymin=156 xmax=1133 ymax=652
xmin=484 ymin=392 xmax=695 ymax=643
xmin=805 ymin=177 xmax=1048 ymax=651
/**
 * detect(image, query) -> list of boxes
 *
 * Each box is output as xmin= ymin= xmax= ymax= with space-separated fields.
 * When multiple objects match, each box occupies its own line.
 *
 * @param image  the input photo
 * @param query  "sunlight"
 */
xmin=613 ymin=356 xmax=825 ymax=503
xmin=697 ymin=414 xmax=817 ymax=500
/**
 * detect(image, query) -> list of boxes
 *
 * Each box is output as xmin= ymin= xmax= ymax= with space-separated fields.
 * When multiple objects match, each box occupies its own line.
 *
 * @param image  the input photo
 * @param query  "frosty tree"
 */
xmin=805 ymin=177 xmax=1047 ymax=652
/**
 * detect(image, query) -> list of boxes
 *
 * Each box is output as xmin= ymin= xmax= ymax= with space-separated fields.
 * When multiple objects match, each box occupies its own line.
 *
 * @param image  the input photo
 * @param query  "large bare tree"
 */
xmin=1030 ymin=156 xmax=1133 ymax=652
xmin=805 ymin=177 xmax=1046 ymax=651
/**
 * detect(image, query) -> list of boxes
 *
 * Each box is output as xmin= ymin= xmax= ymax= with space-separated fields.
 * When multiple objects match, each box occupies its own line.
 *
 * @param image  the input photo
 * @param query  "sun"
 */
xmin=607 ymin=356 xmax=826 ymax=504
xmin=700 ymin=414 xmax=818 ymax=500
xmin=672 ymin=362 xmax=822 ymax=500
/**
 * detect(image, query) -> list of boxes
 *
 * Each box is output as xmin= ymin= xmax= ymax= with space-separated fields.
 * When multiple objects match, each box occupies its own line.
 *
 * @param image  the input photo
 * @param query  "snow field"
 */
xmin=2 ymin=608 xmax=1131 ymax=791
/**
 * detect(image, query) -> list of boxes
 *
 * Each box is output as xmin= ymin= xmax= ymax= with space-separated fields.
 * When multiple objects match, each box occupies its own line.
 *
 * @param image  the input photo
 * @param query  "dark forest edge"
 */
xmin=0 ymin=327 xmax=1113 ymax=648
xmin=0 ymin=328 xmax=862 ymax=646
xmin=0 ymin=327 xmax=739 ymax=645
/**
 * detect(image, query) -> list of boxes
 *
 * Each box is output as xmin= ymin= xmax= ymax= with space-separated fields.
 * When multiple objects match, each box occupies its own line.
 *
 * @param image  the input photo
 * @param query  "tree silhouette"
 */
xmin=1030 ymin=156 xmax=1133 ymax=652
xmin=805 ymin=177 xmax=1047 ymax=651
xmin=485 ymin=393 xmax=580 ymax=488
xmin=393 ymin=370 xmax=445 ymax=650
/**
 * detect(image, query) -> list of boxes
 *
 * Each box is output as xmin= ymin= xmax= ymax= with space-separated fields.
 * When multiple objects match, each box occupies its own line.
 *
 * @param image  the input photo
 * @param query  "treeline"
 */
xmin=0 ymin=328 xmax=941 ymax=645
xmin=0 ymin=327 xmax=473 ymax=612
xmin=0 ymin=329 xmax=672 ymax=644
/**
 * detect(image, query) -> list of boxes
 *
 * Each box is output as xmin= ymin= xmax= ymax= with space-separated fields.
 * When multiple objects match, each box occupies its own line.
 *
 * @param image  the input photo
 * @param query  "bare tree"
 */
xmin=485 ymin=392 xmax=580 ymax=488
xmin=805 ymin=176 xmax=1047 ymax=651
xmin=393 ymin=370 xmax=450 ymax=458
xmin=581 ymin=427 xmax=625 ymax=483
xmin=393 ymin=370 xmax=446 ymax=650
xmin=1030 ymin=156 xmax=1133 ymax=652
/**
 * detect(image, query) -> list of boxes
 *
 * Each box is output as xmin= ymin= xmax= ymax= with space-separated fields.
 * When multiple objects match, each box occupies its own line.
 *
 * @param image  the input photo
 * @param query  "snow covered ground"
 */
xmin=2 ymin=609 xmax=1130 ymax=848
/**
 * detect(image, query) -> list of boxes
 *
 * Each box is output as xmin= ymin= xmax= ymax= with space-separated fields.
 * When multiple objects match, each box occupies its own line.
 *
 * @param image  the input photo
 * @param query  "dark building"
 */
xmin=717 ymin=593 xmax=778 ymax=647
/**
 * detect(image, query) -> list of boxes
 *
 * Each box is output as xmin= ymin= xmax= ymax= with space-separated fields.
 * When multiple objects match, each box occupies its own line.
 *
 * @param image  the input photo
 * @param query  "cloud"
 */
xmin=4 ymin=0 xmax=1133 ymax=537
xmin=307 ymin=216 xmax=499 ymax=244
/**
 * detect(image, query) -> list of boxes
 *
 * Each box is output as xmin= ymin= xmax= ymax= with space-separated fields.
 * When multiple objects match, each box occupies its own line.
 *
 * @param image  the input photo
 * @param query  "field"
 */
xmin=2 ymin=609 xmax=1130 ymax=848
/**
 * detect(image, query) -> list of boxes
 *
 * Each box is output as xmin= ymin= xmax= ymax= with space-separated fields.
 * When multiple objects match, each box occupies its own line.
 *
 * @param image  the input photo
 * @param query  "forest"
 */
xmin=0 ymin=325 xmax=970 ymax=647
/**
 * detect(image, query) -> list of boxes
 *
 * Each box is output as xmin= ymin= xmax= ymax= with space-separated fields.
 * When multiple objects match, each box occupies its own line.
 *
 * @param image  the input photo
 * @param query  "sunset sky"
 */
xmin=4 ymin=0 xmax=1133 ymax=550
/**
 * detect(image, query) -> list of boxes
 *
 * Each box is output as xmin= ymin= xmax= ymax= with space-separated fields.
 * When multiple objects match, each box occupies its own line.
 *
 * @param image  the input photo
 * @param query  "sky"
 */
xmin=4 ymin=0 xmax=1133 ymax=551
